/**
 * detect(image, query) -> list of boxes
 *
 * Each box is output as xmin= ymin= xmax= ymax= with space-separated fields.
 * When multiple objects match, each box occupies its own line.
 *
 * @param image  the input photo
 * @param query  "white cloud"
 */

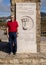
xmin=0 ymin=4 xmax=10 ymax=12
xmin=0 ymin=0 xmax=10 ymax=13
xmin=41 ymin=0 xmax=46 ymax=12
xmin=0 ymin=0 xmax=3 ymax=3
xmin=0 ymin=0 xmax=11 ymax=17
xmin=41 ymin=0 xmax=46 ymax=6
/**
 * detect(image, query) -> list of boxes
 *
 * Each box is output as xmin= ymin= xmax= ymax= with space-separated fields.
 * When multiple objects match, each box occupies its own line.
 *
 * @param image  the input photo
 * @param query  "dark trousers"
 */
xmin=9 ymin=32 xmax=17 ymax=53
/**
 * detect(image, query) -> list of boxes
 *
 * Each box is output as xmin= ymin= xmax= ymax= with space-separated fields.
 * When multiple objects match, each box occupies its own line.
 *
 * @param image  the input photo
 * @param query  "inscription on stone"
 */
xmin=16 ymin=3 xmax=37 ymax=53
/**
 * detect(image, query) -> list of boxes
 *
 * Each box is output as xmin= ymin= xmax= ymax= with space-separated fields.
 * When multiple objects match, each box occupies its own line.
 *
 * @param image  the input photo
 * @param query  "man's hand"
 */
xmin=7 ymin=34 xmax=9 ymax=39
xmin=16 ymin=32 xmax=19 ymax=37
xmin=6 ymin=27 xmax=9 ymax=39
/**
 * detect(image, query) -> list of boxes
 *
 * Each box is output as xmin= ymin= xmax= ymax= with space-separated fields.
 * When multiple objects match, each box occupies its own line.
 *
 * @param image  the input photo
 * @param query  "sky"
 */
xmin=0 ymin=0 xmax=46 ymax=17
xmin=0 ymin=0 xmax=11 ymax=17
xmin=41 ymin=0 xmax=46 ymax=13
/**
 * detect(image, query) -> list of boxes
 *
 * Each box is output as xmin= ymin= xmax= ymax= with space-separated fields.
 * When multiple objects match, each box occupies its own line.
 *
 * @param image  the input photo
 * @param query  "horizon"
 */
xmin=0 ymin=11 xmax=46 ymax=17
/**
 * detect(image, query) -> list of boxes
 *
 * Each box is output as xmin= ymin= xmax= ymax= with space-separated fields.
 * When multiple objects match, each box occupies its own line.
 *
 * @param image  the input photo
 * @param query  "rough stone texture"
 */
xmin=0 ymin=53 xmax=46 ymax=65
xmin=36 ymin=3 xmax=41 ymax=52
xmin=11 ymin=0 xmax=40 ymax=3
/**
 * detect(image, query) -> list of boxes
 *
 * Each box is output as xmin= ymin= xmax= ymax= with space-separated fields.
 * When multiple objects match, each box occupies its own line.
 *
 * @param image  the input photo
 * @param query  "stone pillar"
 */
xmin=10 ymin=0 xmax=16 ymax=19
xmin=10 ymin=0 xmax=41 ymax=52
xmin=36 ymin=3 xmax=41 ymax=52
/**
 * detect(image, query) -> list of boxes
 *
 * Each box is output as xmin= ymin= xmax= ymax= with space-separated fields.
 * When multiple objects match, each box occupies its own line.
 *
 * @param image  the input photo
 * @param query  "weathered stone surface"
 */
xmin=11 ymin=0 xmax=40 ymax=3
xmin=1 ymin=64 xmax=13 ymax=65
xmin=36 ymin=2 xmax=41 ymax=52
xmin=0 ymin=58 xmax=46 ymax=65
xmin=0 ymin=52 xmax=46 ymax=65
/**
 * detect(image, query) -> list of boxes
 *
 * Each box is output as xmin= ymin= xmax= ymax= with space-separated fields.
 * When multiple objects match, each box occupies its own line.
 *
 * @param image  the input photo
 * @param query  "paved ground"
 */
xmin=0 ymin=30 xmax=46 ymax=65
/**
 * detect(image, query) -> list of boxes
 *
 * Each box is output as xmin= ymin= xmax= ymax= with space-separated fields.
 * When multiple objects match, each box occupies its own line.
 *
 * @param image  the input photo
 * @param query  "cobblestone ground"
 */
xmin=0 ymin=30 xmax=46 ymax=65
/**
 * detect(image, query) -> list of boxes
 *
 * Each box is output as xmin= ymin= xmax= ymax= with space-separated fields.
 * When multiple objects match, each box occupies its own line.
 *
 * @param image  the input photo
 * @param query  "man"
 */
xmin=7 ymin=15 xmax=18 ymax=55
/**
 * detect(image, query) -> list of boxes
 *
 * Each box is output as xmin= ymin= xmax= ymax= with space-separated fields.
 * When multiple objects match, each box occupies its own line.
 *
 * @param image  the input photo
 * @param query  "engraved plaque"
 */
xmin=16 ymin=3 xmax=37 ymax=53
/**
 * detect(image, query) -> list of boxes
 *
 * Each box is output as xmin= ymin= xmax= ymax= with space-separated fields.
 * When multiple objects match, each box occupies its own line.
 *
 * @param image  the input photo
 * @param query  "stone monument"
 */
xmin=10 ymin=0 xmax=41 ymax=53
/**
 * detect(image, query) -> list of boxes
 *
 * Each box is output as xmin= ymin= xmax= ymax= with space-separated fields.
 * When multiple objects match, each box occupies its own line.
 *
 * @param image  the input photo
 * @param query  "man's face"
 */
xmin=11 ymin=15 xmax=15 ymax=21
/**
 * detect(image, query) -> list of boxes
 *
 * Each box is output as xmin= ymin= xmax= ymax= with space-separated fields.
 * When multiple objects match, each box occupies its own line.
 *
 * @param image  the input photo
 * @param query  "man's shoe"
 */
xmin=10 ymin=52 xmax=13 ymax=55
xmin=8 ymin=52 xmax=13 ymax=55
xmin=13 ymin=52 xmax=16 ymax=55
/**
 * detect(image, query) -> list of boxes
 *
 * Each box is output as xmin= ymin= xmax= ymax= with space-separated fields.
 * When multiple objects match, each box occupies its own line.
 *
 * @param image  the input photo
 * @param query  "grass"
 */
xmin=0 ymin=22 xmax=6 ymax=27
xmin=41 ymin=33 xmax=46 ymax=37
xmin=0 ymin=22 xmax=6 ymax=30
